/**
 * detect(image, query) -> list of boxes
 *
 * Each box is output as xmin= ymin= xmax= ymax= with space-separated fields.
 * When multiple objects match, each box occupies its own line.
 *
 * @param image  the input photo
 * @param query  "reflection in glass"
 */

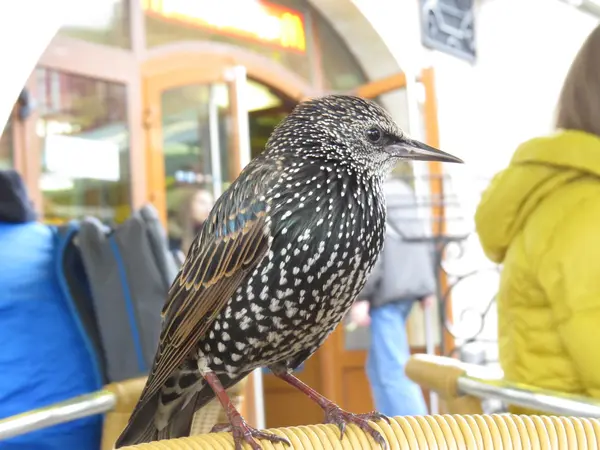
xmin=163 ymin=79 xmax=294 ymax=255
xmin=0 ymin=117 xmax=13 ymax=170
xmin=35 ymin=68 xmax=131 ymax=224
xmin=248 ymin=82 xmax=295 ymax=159
xmin=58 ymin=0 xmax=131 ymax=48
xmin=162 ymin=83 xmax=228 ymax=255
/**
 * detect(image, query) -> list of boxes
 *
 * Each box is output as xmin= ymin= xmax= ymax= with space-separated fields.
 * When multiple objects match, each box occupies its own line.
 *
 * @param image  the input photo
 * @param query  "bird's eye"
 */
xmin=366 ymin=127 xmax=382 ymax=144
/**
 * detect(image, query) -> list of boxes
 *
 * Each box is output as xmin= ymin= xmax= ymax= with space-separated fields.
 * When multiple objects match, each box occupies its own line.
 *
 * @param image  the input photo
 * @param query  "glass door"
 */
xmin=159 ymin=82 xmax=232 ymax=254
xmin=144 ymin=66 xmax=251 ymax=255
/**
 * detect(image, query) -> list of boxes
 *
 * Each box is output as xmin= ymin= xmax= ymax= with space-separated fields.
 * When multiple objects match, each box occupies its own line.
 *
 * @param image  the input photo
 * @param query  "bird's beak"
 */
xmin=385 ymin=139 xmax=463 ymax=164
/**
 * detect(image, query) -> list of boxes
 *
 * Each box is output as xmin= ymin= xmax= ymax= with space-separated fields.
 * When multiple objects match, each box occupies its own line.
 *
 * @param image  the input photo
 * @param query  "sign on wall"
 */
xmin=419 ymin=0 xmax=476 ymax=63
xmin=142 ymin=0 xmax=306 ymax=53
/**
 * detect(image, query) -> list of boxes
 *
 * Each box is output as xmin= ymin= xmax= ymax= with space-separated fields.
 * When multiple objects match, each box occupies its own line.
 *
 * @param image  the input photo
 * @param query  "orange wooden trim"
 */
xmin=421 ymin=66 xmax=455 ymax=354
xmin=141 ymin=41 xmax=315 ymax=101
xmin=127 ymin=70 xmax=146 ymax=211
xmin=142 ymin=76 xmax=168 ymax=225
xmin=227 ymin=69 xmax=245 ymax=179
xmin=353 ymin=72 xmax=408 ymax=99
xmin=317 ymin=327 xmax=344 ymax=405
xmin=38 ymin=36 xmax=138 ymax=84
xmin=141 ymin=45 xmax=316 ymax=228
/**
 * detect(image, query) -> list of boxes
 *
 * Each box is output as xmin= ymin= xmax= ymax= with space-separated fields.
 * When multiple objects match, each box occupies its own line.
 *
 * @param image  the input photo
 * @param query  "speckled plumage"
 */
xmin=116 ymin=95 xmax=462 ymax=450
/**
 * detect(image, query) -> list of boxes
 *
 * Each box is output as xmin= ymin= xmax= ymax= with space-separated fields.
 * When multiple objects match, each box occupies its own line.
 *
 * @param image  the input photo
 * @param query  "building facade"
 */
xmin=1 ymin=0 xmax=454 ymax=428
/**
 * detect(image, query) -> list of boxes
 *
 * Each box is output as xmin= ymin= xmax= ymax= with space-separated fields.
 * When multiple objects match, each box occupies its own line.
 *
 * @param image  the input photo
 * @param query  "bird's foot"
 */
xmin=324 ymin=406 xmax=390 ymax=449
xmin=226 ymin=418 xmax=290 ymax=450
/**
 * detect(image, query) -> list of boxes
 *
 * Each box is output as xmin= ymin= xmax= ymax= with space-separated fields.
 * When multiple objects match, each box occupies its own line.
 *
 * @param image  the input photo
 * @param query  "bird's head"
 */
xmin=266 ymin=95 xmax=463 ymax=176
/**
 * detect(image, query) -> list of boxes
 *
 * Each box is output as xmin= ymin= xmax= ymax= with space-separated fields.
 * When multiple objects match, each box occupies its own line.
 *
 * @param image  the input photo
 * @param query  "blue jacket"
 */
xmin=0 ymin=170 xmax=101 ymax=450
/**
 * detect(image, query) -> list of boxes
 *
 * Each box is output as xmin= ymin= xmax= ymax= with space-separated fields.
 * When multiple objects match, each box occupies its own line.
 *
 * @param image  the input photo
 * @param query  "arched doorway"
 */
xmin=141 ymin=42 xmax=313 ymax=229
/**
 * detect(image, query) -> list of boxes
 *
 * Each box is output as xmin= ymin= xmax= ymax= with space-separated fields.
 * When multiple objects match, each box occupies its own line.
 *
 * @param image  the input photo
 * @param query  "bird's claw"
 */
xmin=227 ymin=419 xmax=290 ymax=450
xmin=324 ymin=406 xmax=390 ymax=450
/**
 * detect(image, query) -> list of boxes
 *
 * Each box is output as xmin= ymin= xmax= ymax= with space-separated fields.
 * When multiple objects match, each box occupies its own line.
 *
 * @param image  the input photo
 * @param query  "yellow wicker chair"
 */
xmin=101 ymin=377 xmax=248 ymax=450
xmin=405 ymin=353 xmax=485 ymax=415
xmin=119 ymin=414 xmax=600 ymax=449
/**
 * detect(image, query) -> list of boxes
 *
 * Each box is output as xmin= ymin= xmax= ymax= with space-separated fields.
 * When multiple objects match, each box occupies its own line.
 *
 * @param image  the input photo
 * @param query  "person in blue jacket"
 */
xmin=0 ymin=170 xmax=102 ymax=450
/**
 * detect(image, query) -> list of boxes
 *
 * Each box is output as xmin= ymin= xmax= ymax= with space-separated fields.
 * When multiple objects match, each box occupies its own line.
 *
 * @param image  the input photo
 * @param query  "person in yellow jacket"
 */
xmin=475 ymin=24 xmax=600 ymax=412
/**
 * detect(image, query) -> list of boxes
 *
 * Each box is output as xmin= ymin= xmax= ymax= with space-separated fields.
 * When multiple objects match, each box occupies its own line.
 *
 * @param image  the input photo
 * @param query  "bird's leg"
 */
xmin=202 ymin=372 xmax=290 ymax=450
xmin=272 ymin=369 xmax=390 ymax=449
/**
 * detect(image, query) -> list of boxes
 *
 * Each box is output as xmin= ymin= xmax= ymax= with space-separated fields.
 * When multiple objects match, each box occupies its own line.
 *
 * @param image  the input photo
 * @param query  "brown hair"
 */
xmin=556 ymin=24 xmax=600 ymax=137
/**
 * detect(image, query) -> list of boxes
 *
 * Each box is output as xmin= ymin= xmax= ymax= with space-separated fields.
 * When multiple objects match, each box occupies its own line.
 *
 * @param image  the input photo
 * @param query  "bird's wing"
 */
xmin=137 ymin=157 xmax=282 ymax=406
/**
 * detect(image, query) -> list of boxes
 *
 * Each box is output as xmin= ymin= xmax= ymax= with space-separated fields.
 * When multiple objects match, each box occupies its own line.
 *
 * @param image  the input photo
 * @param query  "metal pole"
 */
xmin=457 ymin=377 xmax=600 ymax=418
xmin=252 ymin=369 xmax=266 ymax=429
xmin=0 ymin=391 xmax=116 ymax=441
xmin=208 ymin=84 xmax=223 ymax=199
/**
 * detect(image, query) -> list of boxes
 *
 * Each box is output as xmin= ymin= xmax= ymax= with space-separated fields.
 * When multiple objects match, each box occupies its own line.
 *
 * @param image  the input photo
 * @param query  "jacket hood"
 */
xmin=0 ymin=169 xmax=37 ymax=223
xmin=475 ymin=130 xmax=600 ymax=263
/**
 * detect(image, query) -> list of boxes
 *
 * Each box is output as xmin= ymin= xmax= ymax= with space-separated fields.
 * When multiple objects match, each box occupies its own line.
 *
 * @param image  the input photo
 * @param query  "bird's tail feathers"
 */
xmin=114 ymin=381 xmax=218 ymax=447
xmin=114 ymin=373 xmax=250 ymax=448
xmin=114 ymin=391 xmax=161 ymax=448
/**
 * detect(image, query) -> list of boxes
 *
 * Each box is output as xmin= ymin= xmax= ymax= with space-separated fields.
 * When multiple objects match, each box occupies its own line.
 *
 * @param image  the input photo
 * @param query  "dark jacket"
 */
xmin=0 ymin=170 xmax=102 ymax=449
xmin=360 ymin=177 xmax=436 ymax=308
xmin=0 ymin=169 xmax=37 ymax=223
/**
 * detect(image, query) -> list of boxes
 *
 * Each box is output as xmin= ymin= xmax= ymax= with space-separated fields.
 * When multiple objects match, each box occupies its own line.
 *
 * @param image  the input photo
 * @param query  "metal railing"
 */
xmin=0 ymin=390 xmax=116 ymax=441
xmin=409 ymin=354 xmax=600 ymax=418
xmin=4 ymin=361 xmax=600 ymax=441
xmin=458 ymin=374 xmax=600 ymax=418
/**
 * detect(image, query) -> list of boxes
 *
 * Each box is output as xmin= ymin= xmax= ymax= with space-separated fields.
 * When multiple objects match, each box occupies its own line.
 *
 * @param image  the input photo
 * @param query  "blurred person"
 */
xmin=475 ymin=24 xmax=600 ymax=413
xmin=351 ymin=175 xmax=436 ymax=416
xmin=176 ymin=187 xmax=214 ymax=255
xmin=0 ymin=170 xmax=102 ymax=449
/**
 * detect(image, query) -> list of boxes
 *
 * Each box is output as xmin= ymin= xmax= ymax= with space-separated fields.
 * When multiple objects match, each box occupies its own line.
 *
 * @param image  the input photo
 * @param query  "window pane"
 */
xmin=161 ymin=83 xmax=231 ymax=254
xmin=35 ymin=68 xmax=131 ymax=224
xmin=58 ymin=0 xmax=131 ymax=48
xmin=0 ymin=117 xmax=13 ymax=170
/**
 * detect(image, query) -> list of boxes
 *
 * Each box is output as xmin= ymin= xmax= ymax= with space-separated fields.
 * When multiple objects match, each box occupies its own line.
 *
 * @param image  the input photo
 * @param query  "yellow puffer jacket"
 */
xmin=475 ymin=130 xmax=600 ymax=413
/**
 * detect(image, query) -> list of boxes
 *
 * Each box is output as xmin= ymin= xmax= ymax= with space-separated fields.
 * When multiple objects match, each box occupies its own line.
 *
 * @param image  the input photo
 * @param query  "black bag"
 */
xmin=57 ymin=204 xmax=178 ymax=383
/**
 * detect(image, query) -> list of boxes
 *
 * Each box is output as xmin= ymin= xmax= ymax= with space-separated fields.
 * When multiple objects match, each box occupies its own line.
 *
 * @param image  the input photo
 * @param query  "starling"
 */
xmin=115 ymin=95 xmax=462 ymax=450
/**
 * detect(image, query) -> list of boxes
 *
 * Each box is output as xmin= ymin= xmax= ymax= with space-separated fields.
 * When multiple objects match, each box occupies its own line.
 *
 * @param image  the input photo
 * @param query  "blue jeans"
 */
xmin=366 ymin=300 xmax=428 ymax=416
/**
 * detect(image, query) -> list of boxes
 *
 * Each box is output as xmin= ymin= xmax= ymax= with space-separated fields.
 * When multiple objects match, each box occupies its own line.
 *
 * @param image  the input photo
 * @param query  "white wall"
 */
xmin=350 ymin=0 xmax=599 ymax=350
xmin=353 ymin=0 xmax=598 ymax=217
xmin=434 ymin=0 xmax=598 ymax=215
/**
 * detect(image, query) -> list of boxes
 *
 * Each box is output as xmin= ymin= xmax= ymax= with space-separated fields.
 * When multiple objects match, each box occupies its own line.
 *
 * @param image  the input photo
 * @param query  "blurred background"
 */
xmin=2 ymin=0 xmax=600 ymax=447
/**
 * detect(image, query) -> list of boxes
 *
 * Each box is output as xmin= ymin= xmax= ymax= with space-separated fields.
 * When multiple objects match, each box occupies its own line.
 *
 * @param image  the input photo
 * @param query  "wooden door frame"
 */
xmin=141 ymin=41 xmax=315 ymax=226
